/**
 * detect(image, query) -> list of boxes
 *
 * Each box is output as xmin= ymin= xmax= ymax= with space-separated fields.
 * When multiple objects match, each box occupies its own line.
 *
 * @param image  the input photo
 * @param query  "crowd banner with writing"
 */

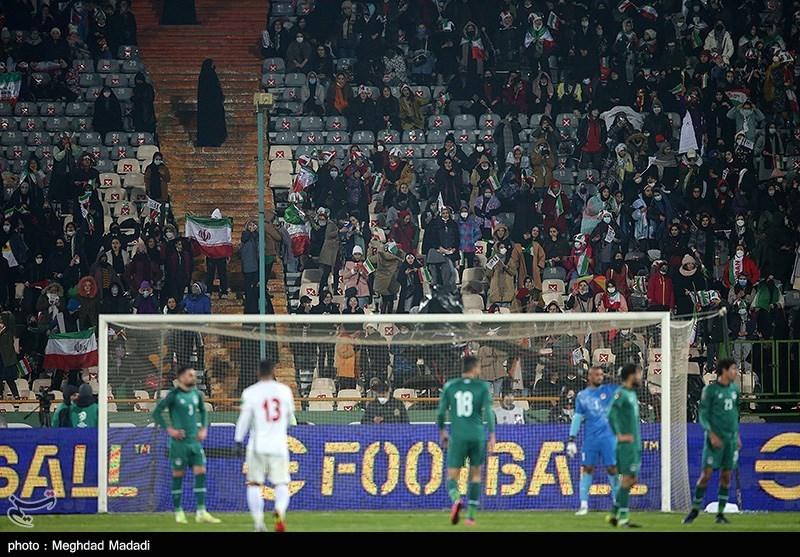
xmin=0 ymin=424 xmax=798 ymax=515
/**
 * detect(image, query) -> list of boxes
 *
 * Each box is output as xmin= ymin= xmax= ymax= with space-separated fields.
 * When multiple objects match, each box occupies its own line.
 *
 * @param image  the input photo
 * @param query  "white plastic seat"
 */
xmin=336 ymin=389 xmax=361 ymax=411
xmin=307 ymin=389 xmax=335 ymax=411
xmin=392 ymin=388 xmax=417 ymax=409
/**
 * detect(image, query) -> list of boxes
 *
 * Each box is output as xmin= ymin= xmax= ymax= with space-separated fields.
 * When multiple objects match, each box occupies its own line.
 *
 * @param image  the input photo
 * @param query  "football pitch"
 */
xmin=12 ymin=511 xmax=800 ymax=532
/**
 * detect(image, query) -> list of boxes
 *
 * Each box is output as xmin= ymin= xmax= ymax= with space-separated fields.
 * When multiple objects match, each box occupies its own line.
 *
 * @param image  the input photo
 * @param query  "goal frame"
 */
xmin=96 ymin=311 xmax=673 ymax=513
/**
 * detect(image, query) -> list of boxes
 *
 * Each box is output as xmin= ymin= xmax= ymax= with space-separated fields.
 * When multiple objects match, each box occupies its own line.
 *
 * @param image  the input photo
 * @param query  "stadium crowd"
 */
xmin=261 ymin=0 xmax=800 ymax=408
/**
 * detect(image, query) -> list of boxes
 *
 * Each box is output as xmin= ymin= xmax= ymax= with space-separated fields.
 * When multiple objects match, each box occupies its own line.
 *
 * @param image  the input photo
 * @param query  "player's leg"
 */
xmin=683 ymin=466 xmax=714 ymax=524
xmin=602 ymin=437 xmax=620 ymax=505
xmin=269 ymin=455 xmax=292 ymax=533
xmin=446 ymin=439 xmax=467 ymax=524
xmin=605 ymin=466 xmax=619 ymax=507
xmin=715 ymin=468 xmax=732 ymax=524
xmin=576 ymin=464 xmax=594 ymax=515
xmin=191 ymin=445 xmax=221 ymax=523
xmin=169 ymin=442 xmax=187 ymax=523
xmin=246 ymin=452 xmax=267 ymax=531
xmin=614 ymin=474 xmax=637 ymax=527
xmin=464 ymin=440 xmax=485 ymax=525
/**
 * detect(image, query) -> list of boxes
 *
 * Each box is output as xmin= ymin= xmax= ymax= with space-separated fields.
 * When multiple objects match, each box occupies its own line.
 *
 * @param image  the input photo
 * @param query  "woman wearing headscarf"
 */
xmin=132 ymin=72 xmax=156 ymax=133
xmin=50 ymin=133 xmax=79 ymax=213
xmin=398 ymin=84 xmax=424 ymax=130
xmin=376 ymin=85 xmax=400 ymax=131
xmin=530 ymin=71 xmax=555 ymax=115
xmin=162 ymin=0 xmax=198 ymax=25
xmin=196 ymin=59 xmax=226 ymax=147
xmin=672 ymin=254 xmax=709 ymax=316
xmin=300 ymin=71 xmax=326 ymax=117
xmin=142 ymin=151 xmax=170 ymax=203
xmin=92 ymin=86 xmax=123 ymax=136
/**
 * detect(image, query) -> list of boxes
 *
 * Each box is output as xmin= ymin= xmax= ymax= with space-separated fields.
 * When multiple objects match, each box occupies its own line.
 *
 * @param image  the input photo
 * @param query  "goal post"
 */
xmin=97 ymin=311 xmax=691 ymax=514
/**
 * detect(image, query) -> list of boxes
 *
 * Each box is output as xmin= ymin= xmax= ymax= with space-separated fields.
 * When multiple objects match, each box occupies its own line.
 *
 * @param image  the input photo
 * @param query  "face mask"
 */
xmin=192 ymin=287 xmax=201 ymax=295
xmin=154 ymin=159 xmax=163 ymax=165
xmin=110 ymin=286 xmax=119 ymax=296
xmin=377 ymin=145 xmax=384 ymax=152
xmin=768 ymin=190 xmax=776 ymax=196
xmin=581 ymin=21 xmax=589 ymax=29
xmin=499 ymin=247 xmax=507 ymax=255
xmin=142 ymin=291 xmax=151 ymax=298
xmin=769 ymin=128 xmax=776 ymax=134
xmin=476 ymin=145 xmax=484 ymax=152
xmin=103 ymin=91 xmax=111 ymax=98
xmin=574 ymin=241 xmax=583 ymax=249
xmin=319 ymin=217 xmax=327 ymax=225
xmin=654 ymin=194 xmax=663 ymax=201
xmin=736 ymin=219 xmax=744 ymax=227
xmin=659 ymin=267 xmax=668 ymax=275
xmin=309 ymin=78 xmax=317 ymax=85
xmin=602 ymin=216 xmax=611 ymax=224
xmin=166 ymin=231 xmax=175 ymax=240
xmin=481 ymin=164 xmax=489 ymax=170
xmin=738 ymin=279 xmax=748 ymax=287
xmin=330 ymin=170 xmax=339 ymax=178
xmin=741 ymin=109 xmax=753 ymax=116
xmin=736 ymin=250 xmax=744 ymax=258
xmin=297 ymin=36 xmax=304 ymax=42
xmin=377 ymin=397 xmax=388 ymax=405
xmin=653 ymin=107 xmax=662 ymax=114
xmin=460 ymin=211 xmax=468 ymax=219
xmin=607 ymin=288 xmax=616 ymax=295
xmin=2 ymin=225 xmax=10 ymax=232
xmin=35 ymin=256 xmax=43 ymax=264
xmin=66 ymin=230 xmax=75 ymax=237
xmin=484 ymin=192 xmax=492 ymax=198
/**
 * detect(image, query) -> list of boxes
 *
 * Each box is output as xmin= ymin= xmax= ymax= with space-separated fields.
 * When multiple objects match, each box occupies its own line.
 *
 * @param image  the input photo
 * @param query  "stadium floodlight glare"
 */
xmin=97 ymin=312 xmax=691 ymax=514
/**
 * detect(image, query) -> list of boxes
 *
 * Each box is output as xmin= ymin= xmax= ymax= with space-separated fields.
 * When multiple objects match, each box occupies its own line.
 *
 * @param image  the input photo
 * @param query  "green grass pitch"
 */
xmin=11 ymin=511 xmax=800 ymax=532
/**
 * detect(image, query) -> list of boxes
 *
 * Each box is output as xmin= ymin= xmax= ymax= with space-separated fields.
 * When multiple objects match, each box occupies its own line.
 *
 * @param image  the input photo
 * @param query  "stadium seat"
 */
xmin=45 ymin=117 xmax=68 ymax=133
xmin=123 ymin=173 xmax=145 ymax=189
xmin=99 ymin=172 xmax=121 ymax=189
xmin=351 ymin=130 xmax=375 ymax=145
xmin=104 ymin=73 xmax=128 ymax=88
xmin=110 ymin=144 xmax=132 ymax=160
xmin=479 ymin=113 xmax=501 ymax=130
xmin=426 ymin=129 xmax=447 ymax=144
xmin=402 ymin=129 xmax=425 ymax=144
xmin=300 ymin=116 xmax=324 ymax=131
xmin=428 ymin=115 xmax=451 ymax=130
xmin=307 ymin=389 xmax=335 ymax=411
xmin=20 ymin=117 xmax=42 ymax=131
xmin=262 ymin=58 xmax=286 ymax=74
xmin=38 ymin=102 xmax=65 ymax=116
xmin=15 ymin=378 xmax=28 ymax=395
xmin=0 ymin=117 xmax=12 ymax=131
xmin=118 ymin=45 xmax=140 ymax=59
xmin=95 ymin=159 xmax=114 ymax=173
xmin=327 ymin=131 xmax=350 ymax=145
xmin=453 ymin=114 xmax=477 ymax=130
xmin=541 ymin=279 xmax=566 ymax=295
xmin=409 ymin=85 xmax=431 ymax=103
xmin=72 ymin=117 xmax=92 ymax=132
xmin=136 ymin=144 xmax=158 ymax=163
xmin=119 ymin=60 xmax=142 ymax=74
xmin=592 ymin=348 xmax=616 ymax=366
xmin=272 ymin=131 xmax=298 ymax=145
xmin=284 ymin=73 xmax=307 ymax=88
xmin=454 ymin=130 xmax=475 ymax=145
xmin=84 ymin=86 xmax=102 ymax=101
xmin=130 ymin=132 xmax=155 ymax=146
xmin=325 ymin=116 xmax=348 ymax=131
xmin=113 ymin=87 xmax=133 ymax=102
xmin=300 ymin=131 xmax=323 ymax=145
xmin=26 ymin=132 xmax=48 ymax=147
xmin=261 ymin=73 xmax=284 ymax=89
xmin=96 ymin=59 xmax=120 ymax=73
xmin=299 ymin=282 xmax=318 ymax=298
xmin=269 ymin=145 xmax=293 ymax=160
xmin=336 ymin=389 xmax=361 ymax=411
xmin=73 ymin=59 xmax=95 ymax=73
xmin=270 ymin=159 xmax=293 ymax=174
xmin=301 ymin=268 xmax=322 ymax=284
xmin=116 ymin=158 xmax=140 ymax=174
xmin=400 ymin=145 xmax=422 ymax=159
xmin=462 ymin=294 xmax=485 ymax=311
xmin=78 ymin=73 xmax=101 ymax=88
xmin=462 ymin=267 xmax=486 ymax=284
xmin=392 ymin=388 xmax=416 ymax=409
xmin=377 ymin=129 xmax=400 ymax=144
xmin=542 ymin=266 xmax=567 ymax=281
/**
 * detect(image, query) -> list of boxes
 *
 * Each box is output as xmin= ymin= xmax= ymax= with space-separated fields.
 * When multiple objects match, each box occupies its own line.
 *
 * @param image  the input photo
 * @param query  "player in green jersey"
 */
xmin=152 ymin=365 xmax=221 ymax=525
xmin=607 ymin=363 xmax=642 ymax=528
xmin=683 ymin=358 xmax=742 ymax=525
xmin=436 ymin=355 xmax=496 ymax=527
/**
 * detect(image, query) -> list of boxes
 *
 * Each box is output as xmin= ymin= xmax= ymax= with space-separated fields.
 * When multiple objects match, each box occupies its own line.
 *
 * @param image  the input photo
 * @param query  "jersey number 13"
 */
xmin=263 ymin=398 xmax=281 ymax=422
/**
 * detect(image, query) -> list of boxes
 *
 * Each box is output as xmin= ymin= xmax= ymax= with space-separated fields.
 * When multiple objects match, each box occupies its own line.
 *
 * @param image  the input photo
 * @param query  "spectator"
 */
xmin=0 ymin=309 xmax=19 ymax=399
xmin=373 ymin=242 xmax=404 ymax=314
xmin=377 ymin=85 xmax=401 ymax=130
xmin=360 ymin=379 xmax=409 ymax=424
xmin=53 ymin=384 xmax=79 ymax=427
xmin=397 ymin=252 xmax=423 ymax=313
xmin=144 ymin=152 xmax=171 ymax=202
xmin=182 ymin=281 xmax=211 ymax=315
xmin=205 ymin=208 xmax=229 ymax=298
xmin=341 ymin=245 xmax=370 ymax=308
xmin=398 ymin=84 xmax=424 ymax=130
xmin=722 ymin=245 xmax=760 ymax=289
xmin=647 ymin=260 xmax=675 ymax=312
xmin=196 ymin=59 xmax=227 ymax=147
xmin=325 ymin=72 xmax=352 ymax=116
xmin=132 ymin=72 xmax=156 ymax=133
xmin=132 ymin=281 xmax=158 ymax=314
xmin=286 ymin=32 xmax=311 ymax=73
xmin=69 ymin=383 xmax=98 ymax=428
xmin=494 ymin=390 xmax=526 ymax=424
xmin=92 ymin=86 xmax=123 ymax=137
xmin=309 ymin=44 xmax=334 ymax=81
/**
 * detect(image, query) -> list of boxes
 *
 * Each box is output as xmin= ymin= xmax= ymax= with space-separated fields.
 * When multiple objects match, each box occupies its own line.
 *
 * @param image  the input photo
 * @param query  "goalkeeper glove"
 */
xmin=566 ymin=437 xmax=578 ymax=458
xmin=235 ymin=442 xmax=246 ymax=457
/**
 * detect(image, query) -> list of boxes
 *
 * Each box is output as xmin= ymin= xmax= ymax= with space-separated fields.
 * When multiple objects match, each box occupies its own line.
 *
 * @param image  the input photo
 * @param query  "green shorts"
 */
xmin=701 ymin=434 xmax=739 ymax=470
xmin=616 ymin=443 xmax=641 ymax=477
xmin=447 ymin=437 xmax=485 ymax=469
xmin=169 ymin=440 xmax=206 ymax=470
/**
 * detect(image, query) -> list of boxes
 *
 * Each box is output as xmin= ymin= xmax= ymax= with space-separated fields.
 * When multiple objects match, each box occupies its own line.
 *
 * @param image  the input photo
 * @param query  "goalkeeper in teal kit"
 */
xmin=567 ymin=365 xmax=619 ymax=515
xmin=152 ymin=365 xmax=221 ymax=525
xmin=683 ymin=358 xmax=742 ymax=525
xmin=437 ymin=356 xmax=496 ymax=527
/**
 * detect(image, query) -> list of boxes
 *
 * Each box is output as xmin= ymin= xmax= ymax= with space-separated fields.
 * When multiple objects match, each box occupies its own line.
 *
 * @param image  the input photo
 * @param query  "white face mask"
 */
xmin=377 ymin=397 xmax=388 ymax=405
xmin=296 ymin=36 xmax=304 ymax=43
xmin=330 ymin=170 xmax=339 ymax=178
xmin=142 ymin=291 xmax=151 ymax=298
xmin=377 ymin=145 xmax=384 ymax=152
xmin=460 ymin=211 xmax=468 ymax=219
xmin=35 ymin=257 xmax=43 ymax=264
xmin=602 ymin=216 xmax=611 ymax=223
xmin=2 ymin=225 xmax=10 ymax=232
xmin=736 ymin=219 xmax=745 ymax=227
xmin=653 ymin=107 xmax=662 ymax=114
xmin=499 ymin=247 xmax=507 ymax=255
xmin=736 ymin=250 xmax=744 ymax=258
xmin=654 ymin=194 xmax=662 ymax=201
xmin=608 ymin=288 xmax=616 ymax=294
xmin=476 ymin=145 xmax=484 ymax=152
xmin=66 ymin=230 xmax=75 ymax=237
xmin=574 ymin=241 xmax=582 ymax=249
xmin=166 ymin=232 xmax=175 ymax=240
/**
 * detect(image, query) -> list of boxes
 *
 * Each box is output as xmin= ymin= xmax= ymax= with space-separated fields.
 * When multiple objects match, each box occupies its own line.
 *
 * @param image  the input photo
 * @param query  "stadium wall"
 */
xmin=0 ymin=424 xmax=798 ymax=515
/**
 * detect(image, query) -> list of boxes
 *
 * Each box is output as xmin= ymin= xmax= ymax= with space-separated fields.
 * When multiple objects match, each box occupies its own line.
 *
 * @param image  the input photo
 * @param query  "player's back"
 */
xmin=576 ymin=384 xmax=616 ymax=439
xmin=241 ymin=380 xmax=295 ymax=456
xmin=441 ymin=377 xmax=491 ymax=440
xmin=608 ymin=387 xmax=641 ymax=446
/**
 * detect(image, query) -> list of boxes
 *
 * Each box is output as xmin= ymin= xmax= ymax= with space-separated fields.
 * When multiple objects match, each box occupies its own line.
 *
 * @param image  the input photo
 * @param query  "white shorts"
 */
xmin=246 ymin=452 xmax=290 ymax=486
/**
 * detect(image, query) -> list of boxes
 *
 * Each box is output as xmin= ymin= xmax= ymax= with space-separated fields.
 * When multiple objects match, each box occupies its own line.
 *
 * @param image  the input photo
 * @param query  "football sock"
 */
xmin=616 ymin=486 xmax=630 ymax=520
xmin=466 ymin=482 xmax=480 ymax=520
xmin=447 ymin=479 xmax=460 ymax=504
xmin=692 ymin=484 xmax=707 ymax=511
xmin=194 ymin=473 xmax=207 ymax=510
xmin=274 ymin=483 xmax=290 ymax=519
xmin=579 ymin=472 xmax=592 ymax=505
xmin=247 ymin=485 xmax=264 ymax=525
xmin=607 ymin=473 xmax=620 ymax=502
xmin=717 ymin=486 xmax=729 ymax=514
xmin=171 ymin=476 xmax=183 ymax=511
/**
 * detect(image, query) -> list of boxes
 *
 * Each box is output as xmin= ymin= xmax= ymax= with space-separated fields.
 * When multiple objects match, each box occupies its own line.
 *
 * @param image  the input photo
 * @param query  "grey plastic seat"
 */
xmin=38 ymin=102 xmax=65 ymax=116
xmin=30 ymin=73 xmax=50 ymax=88
xmin=262 ymin=58 xmax=286 ymax=74
xmin=453 ymin=114 xmax=477 ymax=130
xmin=45 ymin=117 xmax=68 ymax=133
xmin=335 ymin=58 xmax=356 ymax=72
xmin=14 ymin=102 xmax=35 ymax=117
xmin=478 ymin=129 xmax=494 ymax=143
xmin=96 ymin=59 xmax=120 ymax=73
xmin=0 ymin=117 xmax=13 ymax=131
xmin=300 ymin=116 xmax=324 ymax=131
xmin=129 ymin=132 xmax=155 ymax=146
xmin=65 ymin=102 xmax=90 ymax=116
xmin=300 ymin=131 xmax=324 ymax=145
xmin=119 ymin=60 xmax=141 ymax=74
xmin=325 ymin=116 xmax=347 ymax=131
xmin=556 ymin=113 xmax=579 ymax=134
xmin=113 ymin=88 xmax=133 ymax=102
xmin=552 ymin=168 xmax=576 ymax=185
xmin=424 ymin=144 xmax=442 ymax=158
xmin=399 ymin=145 xmax=422 ymax=159
xmin=73 ymin=59 xmax=95 ymax=73
xmin=377 ymin=129 xmax=400 ymax=144
xmin=0 ymin=104 xmax=11 ymax=116
xmin=273 ymin=116 xmax=299 ymax=132
xmin=479 ymin=113 xmax=501 ymax=130
xmin=34 ymin=145 xmax=54 ymax=160
xmin=25 ymin=132 xmax=48 ymax=146
xmin=84 ymin=87 xmax=102 ymax=101
xmin=118 ymin=45 xmax=140 ymax=59
xmin=402 ymin=129 xmax=425 ymax=144
xmin=453 ymin=129 xmax=475 ymax=145
xmin=410 ymin=85 xmax=431 ymax=104
xmin=426 ymin=128 xmax=447 ymax=144
xmin=111 ymin=144 xmax=134 ymax=160
xmin=20 ymin=117 xmax=43 ymax=132
xmin=95 ymin=158 xmax=114 ymax=173
xmin=261 ymin=73 xmax=284 ymax=88
xmin=104 ymin=74 xmax=128 ymax=88
xmin=427 ymin=114 xmax=451 ymax=130
xmin=284 ymin=73 xmax=306 ymax=88
xmin=273 ymin=131 xmax=298 ymax=145
xmin=104 ymin=132 xmax=129 ymax=146
xmin=72 ymin=117 xmax=92 ymax=132
xmin=577 ymin=168 xmax=600 ymax=184
xmin=281 ymin=87 xmax=300 ymax=102
xmin=351 ymin=130 xmax=374 ymax=144
xmin=271 ymin=2 xmax=293 ymax=16
xmin=5 ymin=144 xmax=27 ymax=159
xmin=79 ymin=132 xmax=102 ymax=146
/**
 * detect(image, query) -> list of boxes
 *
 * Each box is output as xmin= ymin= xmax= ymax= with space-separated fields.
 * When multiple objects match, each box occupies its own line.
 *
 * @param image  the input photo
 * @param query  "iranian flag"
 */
xmin=0 ymin=72 xmax=22 ymax=104
xmin=185 ymin=214 xmax=233 ymax=258
xmin=44 ymin=329 xmax=98 ymax=369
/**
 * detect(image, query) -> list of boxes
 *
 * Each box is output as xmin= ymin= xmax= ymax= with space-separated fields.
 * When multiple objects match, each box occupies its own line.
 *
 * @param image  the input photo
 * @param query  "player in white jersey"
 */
xmin=235 ymin=360 xmax=296 ymax=532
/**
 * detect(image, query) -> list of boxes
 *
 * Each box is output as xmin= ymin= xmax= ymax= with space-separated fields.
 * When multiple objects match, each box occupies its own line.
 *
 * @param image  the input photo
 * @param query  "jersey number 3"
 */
xmin=454 ymin=391 xmax=473 ymax=417
xmin=263 ymin=398 xmax=281 ymax=422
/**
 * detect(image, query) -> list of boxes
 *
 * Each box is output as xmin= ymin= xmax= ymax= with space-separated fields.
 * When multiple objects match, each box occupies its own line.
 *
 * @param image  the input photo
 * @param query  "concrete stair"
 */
xmin=136 ymin=0 xmax=295 ymax=392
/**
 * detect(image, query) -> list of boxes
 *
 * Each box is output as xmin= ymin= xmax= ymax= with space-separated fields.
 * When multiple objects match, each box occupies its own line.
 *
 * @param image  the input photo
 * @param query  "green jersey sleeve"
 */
xmin=152 ymin=390 xmax=174 ymax=429
xmin=436 ymin=382 xmax=451 ymax=431
xmin=197 ymin=391 xmax=208 ymax=428
xmin=483 ymin=382 xmax=496 ymax=433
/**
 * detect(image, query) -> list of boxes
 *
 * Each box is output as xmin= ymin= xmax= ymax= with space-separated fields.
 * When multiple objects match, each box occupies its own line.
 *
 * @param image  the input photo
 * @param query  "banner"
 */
xmin=185 ymin=215 xmax=233 ymax=258
xmin=0 ymin=424 xmax=798 ymax=516
xmin=43 ymin=329 xmax=98 ymax=369
xmin=0 ymin=72 xmax=21 ymax=104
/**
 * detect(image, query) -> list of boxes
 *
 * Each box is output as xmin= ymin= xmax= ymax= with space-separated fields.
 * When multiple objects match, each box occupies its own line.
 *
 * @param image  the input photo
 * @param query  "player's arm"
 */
xmin=484 ymin=383 xmax=496 ymax=452
xmin=436 ymin=383 xmax=450 ymax=447
xmin=233 ymin=396 xmax=251 ymax=456
xmin=698 ymin=385 xmax=722 ymax=448
xmin=197 ymin=391 xmax=209 ymax=441
xmin=607 ymin=395 xmax=632 ymax=443
xmin=152 ymin=391 xmax=183 ymax=440
xmin=567 ymin=400 xmax=584 ymax=458
xmin=287 ymin=391 xmax=298 ymax=427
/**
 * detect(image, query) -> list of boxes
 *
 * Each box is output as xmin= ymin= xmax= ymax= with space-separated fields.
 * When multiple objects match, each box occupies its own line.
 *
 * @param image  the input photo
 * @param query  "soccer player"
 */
xmin=235 ymin=360 xmax=296 ymax=532
xmin=436 ymin=355 xmax=496 ymax=526
xmin=683 ymin=358 xmax=741 ymax=525
xmin=567 ymin=365 xmax=619 ymax=515
xmin=152 ymin=365 xmax=220 ymax=524
xmin=607 ymin=363 xmax=642 ymax=528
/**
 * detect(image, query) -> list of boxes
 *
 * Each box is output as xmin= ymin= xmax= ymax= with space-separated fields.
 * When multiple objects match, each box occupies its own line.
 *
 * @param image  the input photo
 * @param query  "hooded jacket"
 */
xmin=182 ymin=282 xmax=212 ymax=315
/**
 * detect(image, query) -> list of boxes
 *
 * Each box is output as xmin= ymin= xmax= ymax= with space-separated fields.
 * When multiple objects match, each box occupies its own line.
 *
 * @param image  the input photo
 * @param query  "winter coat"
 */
xmin=457 ymin=216 xmax=481 ymax=253
xmin=487 ymin=257 xmax=516 ymax=304
xmin=373 ymin=249 xmax=404 ymax=296
xmin=511 ymin=241 xmax=545 ymax=290
xmin=341 ymin=260 xmax=370 ymax=297
xmin=722 ymin=256 xmax=760 ymax=288
xmin=647 ymin=271 xmax=675 ymax=309
xmin=181 ymin=292 xmax=212 ymax=315
xmin=318 ymin=221 xmax=340 ymax=267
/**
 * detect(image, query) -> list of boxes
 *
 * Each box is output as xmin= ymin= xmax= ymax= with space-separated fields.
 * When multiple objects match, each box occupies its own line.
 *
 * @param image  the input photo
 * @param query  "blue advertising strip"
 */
xmin=0 ymin=424 xmax=798 ymax=514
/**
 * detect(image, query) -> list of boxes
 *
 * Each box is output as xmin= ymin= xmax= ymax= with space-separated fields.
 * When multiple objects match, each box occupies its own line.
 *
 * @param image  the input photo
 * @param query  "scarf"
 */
xmin=575 ymin=247 xmax=590 ymax=275
xmin=548 ymin=187 xmax=564 ymax=217
xmin=524 ymin=22 xmax=553 ymax=49
xmin=730 ymin=255 xmax=744 ymax=284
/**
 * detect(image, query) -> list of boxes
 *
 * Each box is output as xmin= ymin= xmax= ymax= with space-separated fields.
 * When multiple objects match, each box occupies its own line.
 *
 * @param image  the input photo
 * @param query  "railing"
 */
xmin=727 ymin=339 xmax=800 ymax=415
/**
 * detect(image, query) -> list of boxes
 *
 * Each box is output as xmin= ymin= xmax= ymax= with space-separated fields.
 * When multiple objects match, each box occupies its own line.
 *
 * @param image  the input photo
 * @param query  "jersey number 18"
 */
xmin=263 ymin=398 xmax=281 ymax=422
xmin=454 ymin=391 xmax=473 ymax=417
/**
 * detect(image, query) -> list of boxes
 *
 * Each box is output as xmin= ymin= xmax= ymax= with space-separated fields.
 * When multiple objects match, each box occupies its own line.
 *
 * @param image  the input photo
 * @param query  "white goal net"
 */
xmin=97 ymin=312 xmax=692 ymax=514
